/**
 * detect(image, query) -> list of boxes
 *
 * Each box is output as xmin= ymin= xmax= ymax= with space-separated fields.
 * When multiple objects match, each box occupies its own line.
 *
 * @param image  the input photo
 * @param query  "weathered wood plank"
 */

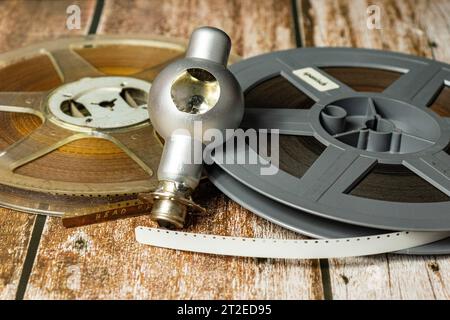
xmin=0 ymin=0 xmax=96 ymax=299
xmin=300 ymin=0 xmax=433 ymax=56
xmin=298 ymin=0 xmax=450 ymax=299
xmin=98 ymin=0 xmax=295 ymax=58
xmin=326 ymin=255 xmax=450 ymax=300
xmin=24 ymin=0 xmax=324 ymax=299
xmin=0 ymin=209 xmax=34 ymax=300
xmin=0 ymin=0 xmax=96 ymax=53
xmin=418 ymin=0 xmax=450 ymax=62
xmin=25 ymin=191 xmax=323 ymax=299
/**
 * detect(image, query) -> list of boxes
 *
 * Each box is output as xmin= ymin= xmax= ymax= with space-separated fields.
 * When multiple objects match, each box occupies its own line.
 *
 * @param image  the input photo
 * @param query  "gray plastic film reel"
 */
xmin=214 ymin=48 xmax=450 ymax=231
xmin=207 ymin=164 xmax=450 ymax=255
xmin=136 ymin=48 xmax=450 ymax=257
xmin=205 ymin=47 xmax=450 ymax=255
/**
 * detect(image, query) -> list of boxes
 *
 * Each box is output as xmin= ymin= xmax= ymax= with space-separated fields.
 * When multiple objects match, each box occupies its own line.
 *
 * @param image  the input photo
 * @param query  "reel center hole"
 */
xmin=97 ymin=98 xmax=117 ymax=109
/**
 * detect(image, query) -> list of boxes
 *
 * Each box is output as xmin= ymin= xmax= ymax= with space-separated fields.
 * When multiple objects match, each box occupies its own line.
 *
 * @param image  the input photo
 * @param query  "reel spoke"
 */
xmin=0 ymin=91 xmax=47 ymax=117
xmin=0 ymin=35 xmax=190 ymax=206
xmin=213 ymin=47 xmax=450 ymax=235
xmin=132 ymin=54 xmax=184 ymax=81
xmin=298 ymin=145 xmax=376 ymax=201
xmin=383 ymin=63 xmax=444 ymax=106
xmin=404 ymin=151 xmax=450 ymax=197
xmin=103 ymin=126 xmax=161 ymax=176
xmin=0 ymin=121 xmax=87 ymax=171
xmin=47 ymin=48 xmax=104 ymax=83
xmin=400 ymin=132 xmax=434 ymax=148
xmin=278 ymin=62 xmax=354 ymax=102
xmin=412 ymin=69 xmax=450 ymax=108
xmin=241 ymin=108 xmax=314 ymax=136
xmin=332 ymin=129 xmax=361 ymax=139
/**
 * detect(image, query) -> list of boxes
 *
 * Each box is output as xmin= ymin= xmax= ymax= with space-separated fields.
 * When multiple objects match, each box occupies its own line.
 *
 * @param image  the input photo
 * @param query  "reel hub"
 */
xmin=47 ymin=76 xmax=150 ymax=130
xmin=0 ymin=35 xmax=186 ymax=215
xmin=314 ymin=94 xmax=444 ymax=158
xmin=210 ymin=47 xmax=450 ymax=242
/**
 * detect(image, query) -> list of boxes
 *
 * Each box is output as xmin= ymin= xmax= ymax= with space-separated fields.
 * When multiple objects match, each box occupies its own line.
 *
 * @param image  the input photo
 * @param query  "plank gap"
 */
xmin=319 ymin=259 xmax=333 ymax=300
xmin=88 ymin=0 xmax=105 ymax=35
xmin=15 ymin=215 xmax=47 ymax=300
xmin=291 ymin=0 xmax=303 ymax=47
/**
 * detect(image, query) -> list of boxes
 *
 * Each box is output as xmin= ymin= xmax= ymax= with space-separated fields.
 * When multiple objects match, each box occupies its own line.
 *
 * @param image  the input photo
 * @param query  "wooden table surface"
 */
xmin=0 ymin=0 xmax=449 ymax=300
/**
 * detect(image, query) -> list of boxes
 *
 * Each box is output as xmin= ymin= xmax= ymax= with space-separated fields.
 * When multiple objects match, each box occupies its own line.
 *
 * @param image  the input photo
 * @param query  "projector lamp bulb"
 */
xmin=144 ymin=27 xmax=244 ymax=228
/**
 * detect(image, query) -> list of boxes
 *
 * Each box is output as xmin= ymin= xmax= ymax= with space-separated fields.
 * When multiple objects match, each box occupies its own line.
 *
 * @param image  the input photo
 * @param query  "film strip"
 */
xmin=135 ymin=227 xmax=450 ymax=259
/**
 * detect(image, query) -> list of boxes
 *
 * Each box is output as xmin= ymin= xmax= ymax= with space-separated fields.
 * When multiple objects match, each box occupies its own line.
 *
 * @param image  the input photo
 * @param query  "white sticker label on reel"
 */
xmin=135 ymin=227 xmax=450 ymax=259
xmin=293 ymin=67 xmax=340 ymax=92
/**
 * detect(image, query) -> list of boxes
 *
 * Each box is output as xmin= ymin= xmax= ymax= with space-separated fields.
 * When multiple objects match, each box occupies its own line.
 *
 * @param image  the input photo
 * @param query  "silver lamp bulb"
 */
xmin=144 ymin=27 xmax=244 ymax=229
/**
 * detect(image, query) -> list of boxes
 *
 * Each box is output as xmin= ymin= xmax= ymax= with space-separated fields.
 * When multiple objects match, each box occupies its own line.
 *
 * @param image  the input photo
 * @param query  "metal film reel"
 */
xmin=0 ymin=35 xmax=186 ymax=215
xmin=211 ymin=48 xmax=450 ymax=232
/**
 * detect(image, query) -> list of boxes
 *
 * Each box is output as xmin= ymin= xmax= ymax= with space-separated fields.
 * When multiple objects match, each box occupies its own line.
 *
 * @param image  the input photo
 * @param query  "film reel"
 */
xmin=206 ymin=47 xmax=450 ymax=253
xmin=133 ymin=44 xmax=450 ymax=256
xmin=3 ymin=36 xmax=449 ymax=255
xmin=0 ymin=35 xmax=186 ymax=215
xmin=207 ymin=164 xmax=450 ymax=255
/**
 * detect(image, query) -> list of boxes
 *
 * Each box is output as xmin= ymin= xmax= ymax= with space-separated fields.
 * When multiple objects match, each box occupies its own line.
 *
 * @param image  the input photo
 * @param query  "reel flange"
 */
xmin=212 ymin=47 xmax=450 ymax=232
xmin=0 ymin=35 xmax=186 ymax=215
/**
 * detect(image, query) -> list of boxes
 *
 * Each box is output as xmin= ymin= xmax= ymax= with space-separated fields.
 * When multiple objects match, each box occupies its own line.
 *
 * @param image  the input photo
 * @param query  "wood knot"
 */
xmin=340 ymin=274 xmax=349 ymax=285
xmin=74 ymin=237 xmax=88 ymax=251
xmin=428 ymin=262 xmax=440 ymax=273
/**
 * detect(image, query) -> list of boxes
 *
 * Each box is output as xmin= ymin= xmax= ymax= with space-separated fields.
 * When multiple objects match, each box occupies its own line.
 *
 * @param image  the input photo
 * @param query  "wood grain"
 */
xmin=0 ymin=0 xmax=96 ymax=299
xmin=5 ymin=0 xmax=448 ymax=300
xmin=0 ymin=0 xmax=96 ymax=53
xmin=417 ymin=0 xmax=450 ymax=62
xmin=25 ymin=188 xmax=323 ymax=299
xmin=98 ymin=0 xmax=295 ymax=58
xmin=298 ymin=0 xmax=450 ymax=299
xmin=0 ymin=209 xmax=34 ymax=299
xmin=24 ymin=0 xmax=325 ymax=299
